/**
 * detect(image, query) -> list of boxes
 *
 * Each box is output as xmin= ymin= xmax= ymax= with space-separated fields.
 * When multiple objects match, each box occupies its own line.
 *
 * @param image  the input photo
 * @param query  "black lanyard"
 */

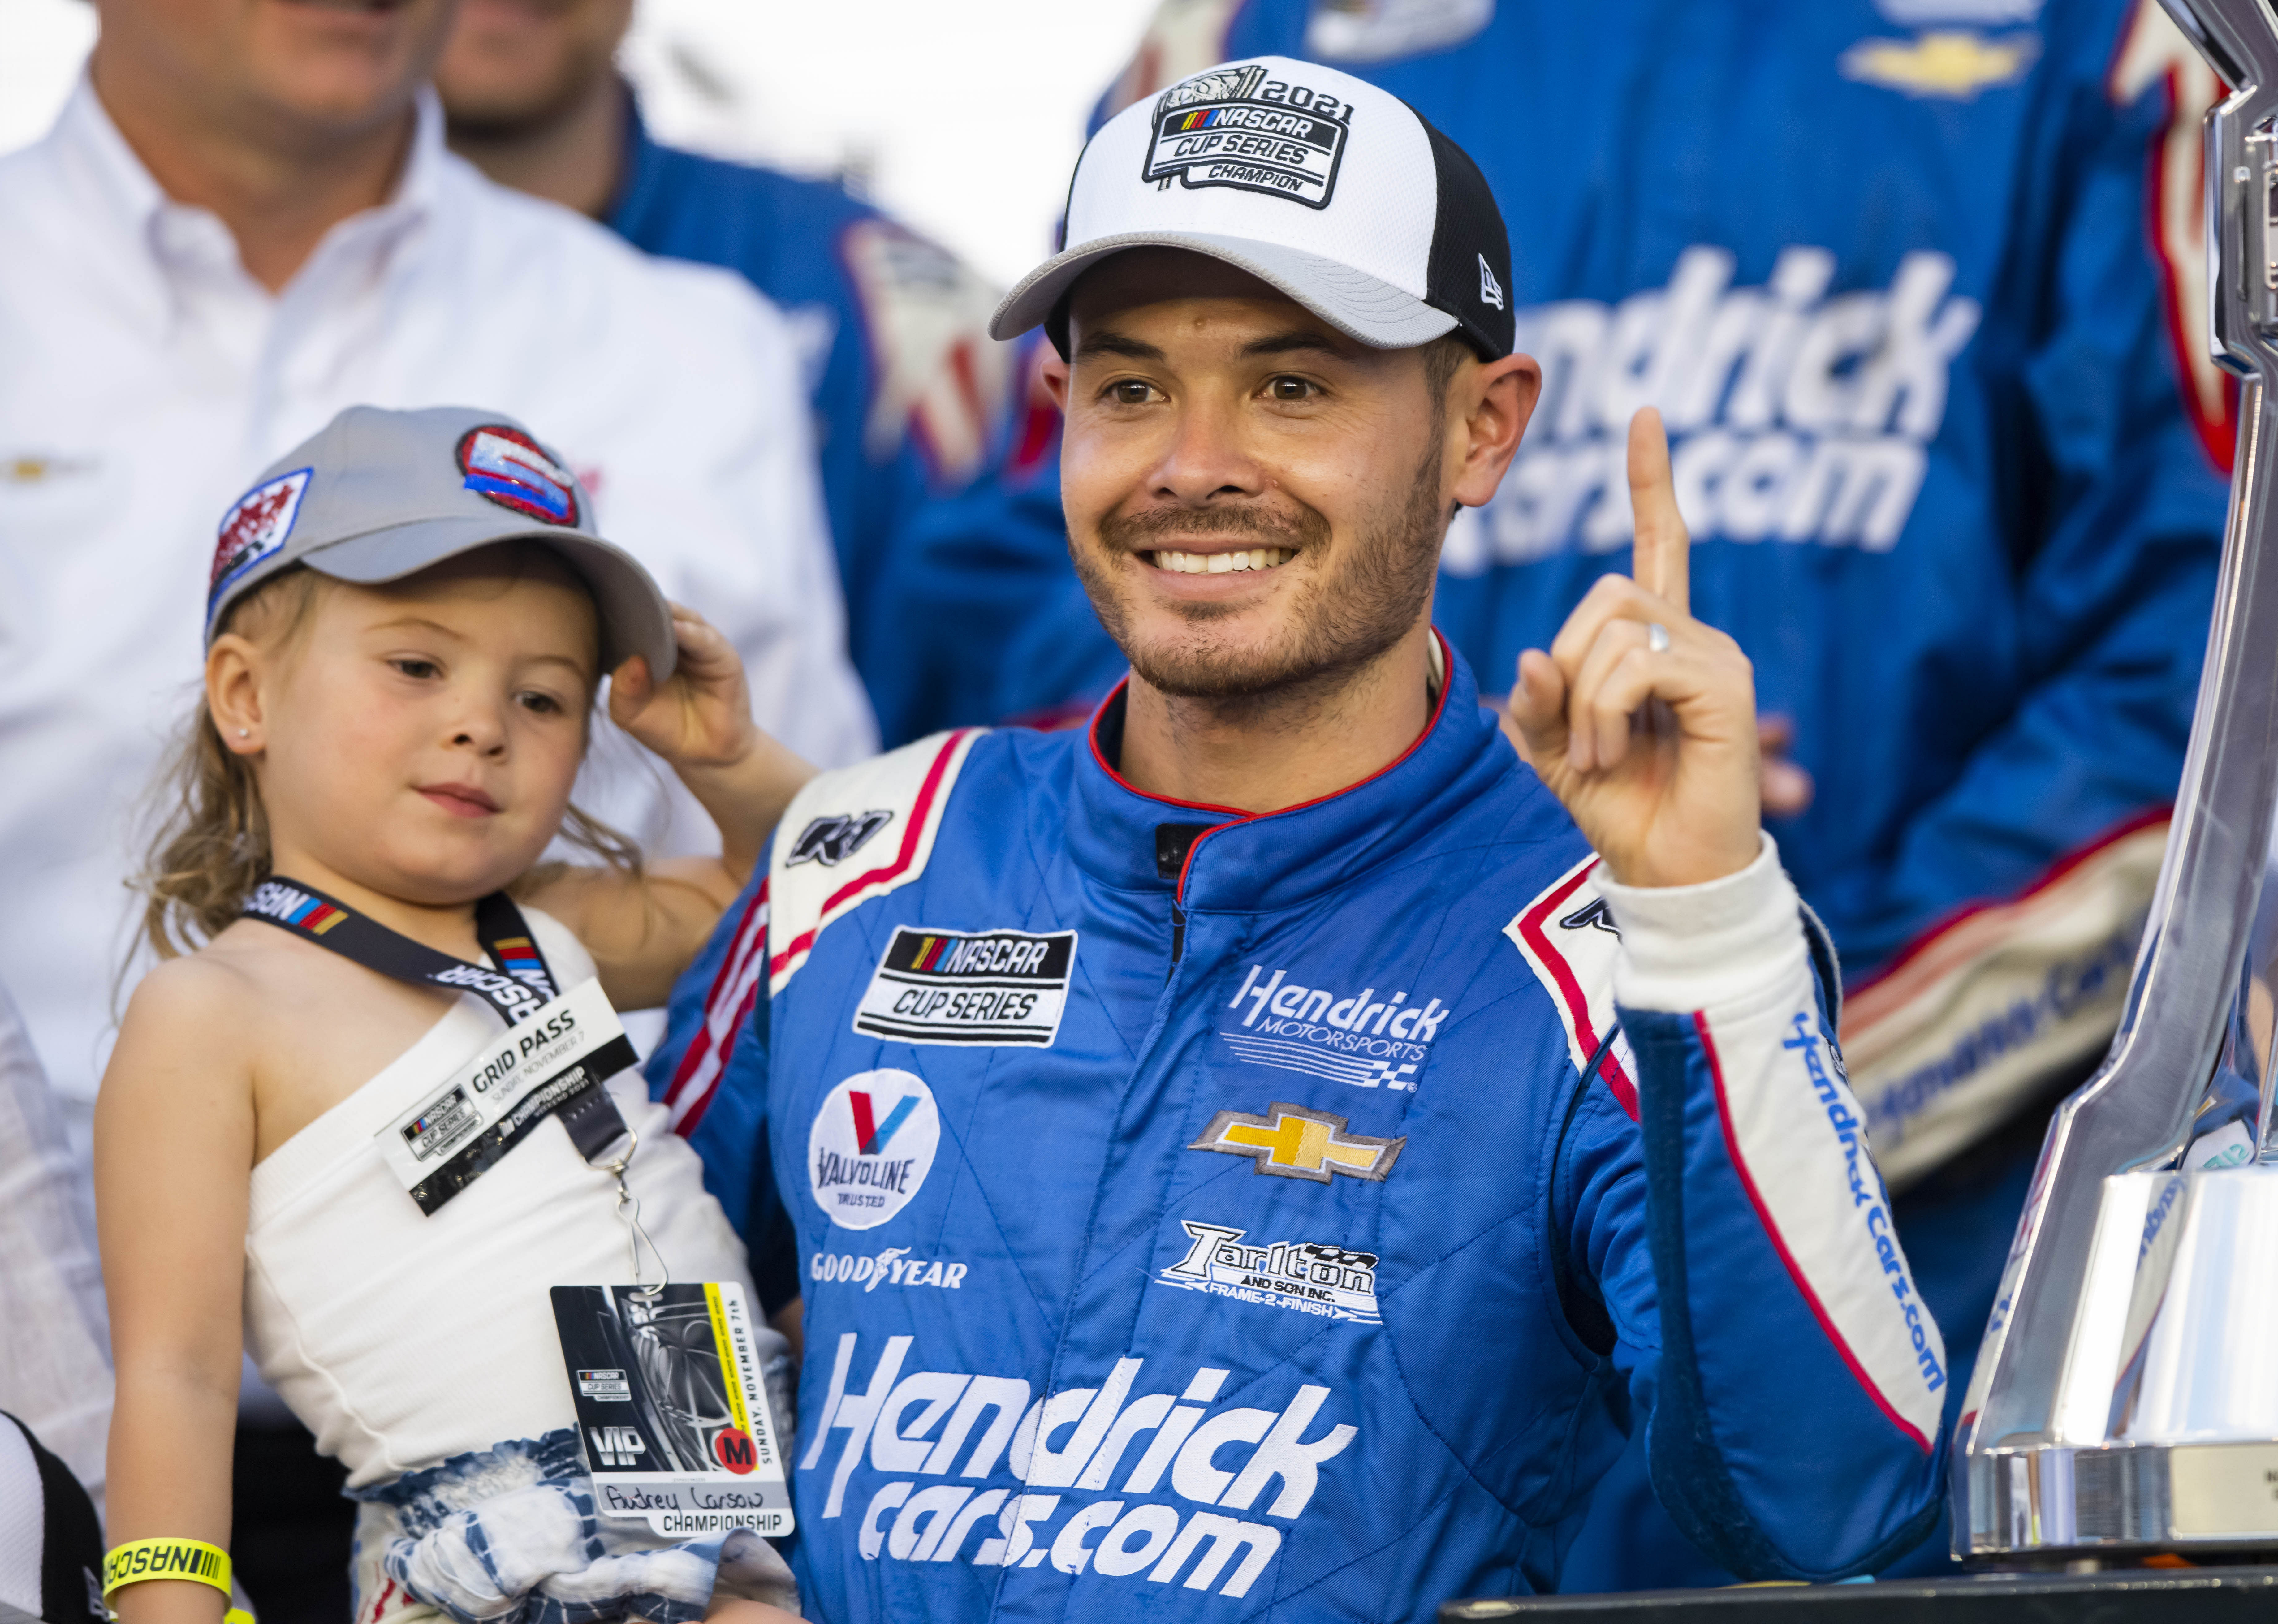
xmin=243 ymin=876 xmax=630 ymax=1167
xmin=244 ymin=876 xmax=561 ymax=1024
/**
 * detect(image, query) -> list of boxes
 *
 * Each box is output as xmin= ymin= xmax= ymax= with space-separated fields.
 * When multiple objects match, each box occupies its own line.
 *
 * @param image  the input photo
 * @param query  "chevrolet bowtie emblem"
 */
xmin=1189 ymin=1102 xmax=1405 ymax=1184
xmin=1838 ymin=30 xmax=2037 ymax=101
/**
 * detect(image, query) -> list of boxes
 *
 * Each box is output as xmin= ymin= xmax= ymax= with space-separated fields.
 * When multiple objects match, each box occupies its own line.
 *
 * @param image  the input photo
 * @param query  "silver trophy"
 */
xmin=1957 ymin=0 xmax=2278 ymax=1557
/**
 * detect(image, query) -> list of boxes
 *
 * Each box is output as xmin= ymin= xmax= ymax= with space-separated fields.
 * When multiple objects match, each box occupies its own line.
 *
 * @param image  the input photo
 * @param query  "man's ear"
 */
xmin=1449 ymin=351 xmax=1542 ymax=511
xmin=206 ymin=634 xmax=268 ymax=756
xmin=1040 ymin=351 xmax=1072 ymax=414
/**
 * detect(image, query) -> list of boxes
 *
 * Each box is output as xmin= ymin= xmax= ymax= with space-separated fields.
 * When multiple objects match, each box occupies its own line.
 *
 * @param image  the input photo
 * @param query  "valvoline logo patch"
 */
xmin=808 ymin=1068 xmax=939 ymax=1231
xmin=456 ymin=425 xmax=580 ymax=526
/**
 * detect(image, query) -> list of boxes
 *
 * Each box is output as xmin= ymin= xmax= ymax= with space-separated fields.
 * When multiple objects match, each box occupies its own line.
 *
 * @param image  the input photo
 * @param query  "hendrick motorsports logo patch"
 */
xmin=1161 ymin=1219 xmax=1382 ymax=1324
xmin=1145 ymin=64 xmax=1352 ymax=210
xmin=808 ymin=1069 xmax=939 ymax=1231
xmin=853 ymin=926 xmax=1075 ymax=1047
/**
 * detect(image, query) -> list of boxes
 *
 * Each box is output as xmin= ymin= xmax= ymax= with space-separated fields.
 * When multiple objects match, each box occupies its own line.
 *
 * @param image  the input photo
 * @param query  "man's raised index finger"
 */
xmin=1626 ymin=406 xmax=1689 ymax=615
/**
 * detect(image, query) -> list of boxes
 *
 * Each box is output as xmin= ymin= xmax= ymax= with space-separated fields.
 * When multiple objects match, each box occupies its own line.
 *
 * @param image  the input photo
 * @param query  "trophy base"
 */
xmin=1441 ymin=1564 xmax=2278 ymax=1622
xmin=1966 ymin=1438 xmax=2278 ymax=1553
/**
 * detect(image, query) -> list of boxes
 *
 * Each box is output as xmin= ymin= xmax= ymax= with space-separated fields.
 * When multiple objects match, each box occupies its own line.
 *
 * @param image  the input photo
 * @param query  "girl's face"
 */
xmin=234 ymin=552 xmax=601 ymax=906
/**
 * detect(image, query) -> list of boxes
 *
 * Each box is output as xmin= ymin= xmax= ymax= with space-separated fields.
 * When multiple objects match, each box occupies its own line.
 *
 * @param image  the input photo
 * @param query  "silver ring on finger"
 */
xmin=1646 ymin=621 xmax=1671 ymax=654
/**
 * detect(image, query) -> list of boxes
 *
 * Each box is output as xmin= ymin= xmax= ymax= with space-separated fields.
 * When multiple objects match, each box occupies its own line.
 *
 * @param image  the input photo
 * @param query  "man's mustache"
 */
xmin=1098 ymin=502 xmax=1330 ymax=553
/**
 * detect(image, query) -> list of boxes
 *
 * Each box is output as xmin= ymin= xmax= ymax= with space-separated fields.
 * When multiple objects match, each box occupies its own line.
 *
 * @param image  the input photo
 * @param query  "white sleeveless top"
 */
xmin=243 ymin=908 xmax=754 ymax=1488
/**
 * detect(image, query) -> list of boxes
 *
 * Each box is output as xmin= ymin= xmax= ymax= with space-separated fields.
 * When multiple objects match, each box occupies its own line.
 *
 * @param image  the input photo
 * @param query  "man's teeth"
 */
xmin=1150 ymin=548 xmax=1295 ymax=575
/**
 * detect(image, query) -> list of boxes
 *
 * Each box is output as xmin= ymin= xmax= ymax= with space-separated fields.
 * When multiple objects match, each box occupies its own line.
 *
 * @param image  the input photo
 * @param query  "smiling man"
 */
xmin=650 ymin=57 xmax=1945 ymax=1615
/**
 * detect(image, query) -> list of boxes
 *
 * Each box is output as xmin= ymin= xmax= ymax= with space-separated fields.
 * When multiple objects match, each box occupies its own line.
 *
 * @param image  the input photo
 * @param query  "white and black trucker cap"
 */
xmin=205 ymin=405 xmax=676 ymax=680
xmin=991 ymin=56 xmax=1514 ymax=361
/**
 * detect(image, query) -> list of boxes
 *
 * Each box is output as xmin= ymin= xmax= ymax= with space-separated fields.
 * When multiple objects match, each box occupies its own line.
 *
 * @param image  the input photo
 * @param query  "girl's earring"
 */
xmin=237 ymin=729 xmax=250 ymax=739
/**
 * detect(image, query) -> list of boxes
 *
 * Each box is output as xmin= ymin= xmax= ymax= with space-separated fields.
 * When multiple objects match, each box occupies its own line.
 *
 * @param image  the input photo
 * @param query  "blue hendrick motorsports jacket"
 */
xmin=607 ymin=98 xmax=1071 ymax=746
xmin=1017 ymin=0 xmax=2234 ymax=1189
xmin=646 ymin=646 xmax=1948 ymax=1617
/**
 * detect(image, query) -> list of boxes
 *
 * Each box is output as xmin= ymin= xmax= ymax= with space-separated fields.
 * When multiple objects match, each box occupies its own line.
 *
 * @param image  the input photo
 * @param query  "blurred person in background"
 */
xmin=0 ymin=0 xmax=873 ymax=1162
xmin=0 ymin=0 xmax=871 ymax=1612
xmin=434 ymin=0 xmax=1084 ymax=745
xmin=0 ymin=980 xmax=111 ymax=1522
xmin=1077 ymin=0 xmax=2235 ymax=1587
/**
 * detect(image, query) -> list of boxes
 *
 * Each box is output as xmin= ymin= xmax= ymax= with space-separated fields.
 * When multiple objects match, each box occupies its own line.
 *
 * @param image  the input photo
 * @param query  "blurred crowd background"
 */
xmin=0 ymin=0 xmax=1159 ymax=283
xmin=0 ymin=0 xmax=2245 ymax=1615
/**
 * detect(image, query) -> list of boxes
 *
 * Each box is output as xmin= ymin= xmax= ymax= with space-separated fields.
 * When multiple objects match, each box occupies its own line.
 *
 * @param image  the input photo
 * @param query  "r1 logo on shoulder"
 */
xmin=550 ymin=1282 xmax=792 ymax=1538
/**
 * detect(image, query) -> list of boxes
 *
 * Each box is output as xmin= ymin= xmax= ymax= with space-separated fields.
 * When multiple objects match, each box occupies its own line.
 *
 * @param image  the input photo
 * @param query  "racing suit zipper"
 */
xmin=1155 ymin=822 xmax=1214 ymax=972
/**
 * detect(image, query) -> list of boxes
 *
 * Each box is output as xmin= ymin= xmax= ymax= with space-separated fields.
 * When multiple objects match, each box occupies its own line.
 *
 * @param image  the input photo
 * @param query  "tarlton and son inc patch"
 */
xmin=854 ymin=927 xmax=1075 ymax=1047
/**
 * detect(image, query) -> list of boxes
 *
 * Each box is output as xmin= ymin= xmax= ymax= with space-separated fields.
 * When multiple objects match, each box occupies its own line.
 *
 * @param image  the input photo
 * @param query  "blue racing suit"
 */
xmin=608 ymin=98 xmax=1072 ymax=744
xmin=647 ymin=647 xmax=1948 ymax=1616
xmin=1064 ymin=0 xmax=2234 ymax=1584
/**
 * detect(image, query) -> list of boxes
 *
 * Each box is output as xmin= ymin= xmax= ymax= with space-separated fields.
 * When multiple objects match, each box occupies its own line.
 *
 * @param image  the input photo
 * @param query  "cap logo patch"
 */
xmin=1478 ymin=253 xmax=1506 ymax=311
xmin=1146 ymin=64 xmax=1352 ymax=210
xmin=207 ymin=467 xmax=312 ymax=621
xmin=457 ymin=425 xmax=580 ymax=527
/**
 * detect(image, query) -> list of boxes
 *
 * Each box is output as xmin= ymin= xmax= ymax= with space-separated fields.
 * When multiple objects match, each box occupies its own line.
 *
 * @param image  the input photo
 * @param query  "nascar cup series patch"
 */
xmin=1145 ymin=63 xmax=1352 ymax=209
xmin=852 ymin=926 xmax=1076 ymax=1046
xmin=809 ymin=1068 xmax=939 ymax=1231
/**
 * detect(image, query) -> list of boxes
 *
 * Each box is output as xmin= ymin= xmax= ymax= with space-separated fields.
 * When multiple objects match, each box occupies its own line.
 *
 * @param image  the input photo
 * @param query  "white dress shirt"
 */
xmin=0 ymin=978 xmax=110 ymax=1510
xmin=0 ymin=81 xmax=877 ymax=1111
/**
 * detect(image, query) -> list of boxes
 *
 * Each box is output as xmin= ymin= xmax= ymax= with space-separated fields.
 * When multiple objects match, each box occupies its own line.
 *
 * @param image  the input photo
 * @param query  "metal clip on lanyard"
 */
xmin=242 ymin=875 xmax=662 ymax=1285
xmin=600 ymin=1126 xmax=668 ymax=1299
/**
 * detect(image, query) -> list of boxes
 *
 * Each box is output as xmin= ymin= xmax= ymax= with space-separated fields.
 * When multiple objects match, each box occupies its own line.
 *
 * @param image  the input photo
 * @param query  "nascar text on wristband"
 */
xmin=102 ymin=1540 xmax=230 ymax=1600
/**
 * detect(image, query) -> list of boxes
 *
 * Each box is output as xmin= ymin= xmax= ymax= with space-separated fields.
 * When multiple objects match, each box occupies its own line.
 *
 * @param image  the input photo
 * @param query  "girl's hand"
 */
xmin=607 ymin=605 xmax=757 ymax=773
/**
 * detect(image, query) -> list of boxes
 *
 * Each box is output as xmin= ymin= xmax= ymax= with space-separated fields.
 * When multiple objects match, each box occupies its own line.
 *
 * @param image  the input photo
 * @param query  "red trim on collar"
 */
xmin=1086 ymin=677 xmax=1250 ymax=817
xmin=1122 ymin=630 xmax=1461 ymax=903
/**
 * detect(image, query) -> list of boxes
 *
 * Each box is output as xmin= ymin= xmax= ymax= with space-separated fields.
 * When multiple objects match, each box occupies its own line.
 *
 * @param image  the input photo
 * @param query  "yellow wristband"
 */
xmin=101 ymin=1540 xmax=231 ymax=1602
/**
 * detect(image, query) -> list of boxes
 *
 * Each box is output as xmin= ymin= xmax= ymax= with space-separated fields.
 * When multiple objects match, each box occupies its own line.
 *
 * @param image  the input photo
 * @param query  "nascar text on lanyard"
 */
xmin=241 ymin=877 xmax=636 ymax=1215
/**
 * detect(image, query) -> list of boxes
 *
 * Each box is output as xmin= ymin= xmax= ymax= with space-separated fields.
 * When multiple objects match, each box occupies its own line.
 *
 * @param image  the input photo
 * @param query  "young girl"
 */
xmin=96 ymin=407 xmax=819 ymax=1624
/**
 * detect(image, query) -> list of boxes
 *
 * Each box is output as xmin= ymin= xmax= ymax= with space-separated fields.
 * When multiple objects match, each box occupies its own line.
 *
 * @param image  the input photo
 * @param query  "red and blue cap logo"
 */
xmin=207 ymin=467 xmax=312 ymax=628
xmin=456 ymin=425 xmax=580 ymax=527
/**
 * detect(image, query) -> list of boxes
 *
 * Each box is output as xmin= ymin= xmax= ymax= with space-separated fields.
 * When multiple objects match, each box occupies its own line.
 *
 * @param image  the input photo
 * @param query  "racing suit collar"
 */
xmin=1069 ymin=631 xmax=1538 ymax=912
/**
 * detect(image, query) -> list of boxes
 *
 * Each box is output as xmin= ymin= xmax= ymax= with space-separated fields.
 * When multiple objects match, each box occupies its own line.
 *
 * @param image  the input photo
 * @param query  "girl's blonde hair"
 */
xmin=135 ymin=558 xmax=638 ymax=961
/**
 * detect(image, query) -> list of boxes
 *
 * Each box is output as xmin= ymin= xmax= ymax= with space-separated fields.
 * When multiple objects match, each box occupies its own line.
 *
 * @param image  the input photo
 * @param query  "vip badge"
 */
xmin=808 ymin=1068 xmax=940 ymax=1230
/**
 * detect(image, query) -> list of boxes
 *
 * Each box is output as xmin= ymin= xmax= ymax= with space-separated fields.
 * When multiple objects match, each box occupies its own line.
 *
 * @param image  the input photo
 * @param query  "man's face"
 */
xmin=434 ymin=0 xmax=634 ymax=135
xmin=93 ymin=0 xmax=457 ymax=138
xmin=1049 ymin=251 xmax=1461 ymax=703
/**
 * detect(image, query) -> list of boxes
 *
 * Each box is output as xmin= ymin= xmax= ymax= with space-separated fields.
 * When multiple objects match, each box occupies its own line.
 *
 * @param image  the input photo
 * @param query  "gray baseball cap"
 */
xmin=204 ymin=405 xmax=676 ymax=680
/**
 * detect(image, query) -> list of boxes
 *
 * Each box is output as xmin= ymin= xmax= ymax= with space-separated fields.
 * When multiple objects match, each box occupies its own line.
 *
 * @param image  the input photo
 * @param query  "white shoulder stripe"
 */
xmin=1504 ymin=854 xmax=1639 ymax=1118
xmin=1843 ymin=816 xmax=2166 ymax=1188
xmin=768 ymin=729 xmax=983 ymax=995
xmin=1699 ymin=983 xmax=1946 ymax=1452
